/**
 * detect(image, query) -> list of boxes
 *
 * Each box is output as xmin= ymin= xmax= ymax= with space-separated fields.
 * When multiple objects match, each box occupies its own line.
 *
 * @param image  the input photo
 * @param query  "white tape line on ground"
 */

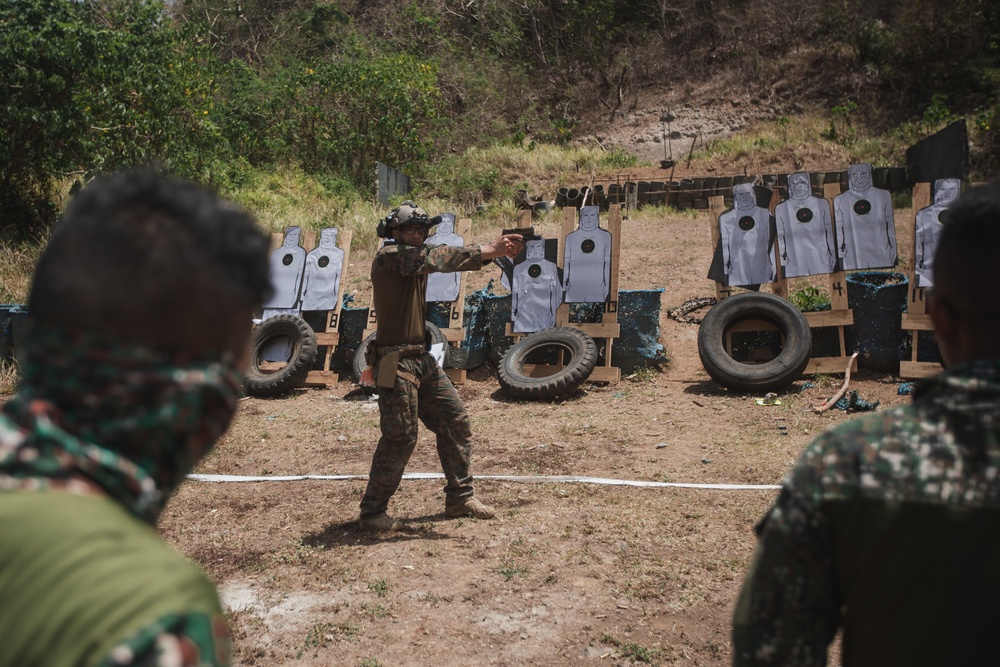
xmin=187 ymin=473 xmax=779 ymax=491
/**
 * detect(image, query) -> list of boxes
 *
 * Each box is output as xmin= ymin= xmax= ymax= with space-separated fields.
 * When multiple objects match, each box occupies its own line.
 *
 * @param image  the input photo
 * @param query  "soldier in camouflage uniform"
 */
xmin=0 ymin=172 xmax=271 ymax=667
xmin=359 ymin=203 xmax=523 ymax=531
xmin=733 ymin=182 xmax=1000 ymax=666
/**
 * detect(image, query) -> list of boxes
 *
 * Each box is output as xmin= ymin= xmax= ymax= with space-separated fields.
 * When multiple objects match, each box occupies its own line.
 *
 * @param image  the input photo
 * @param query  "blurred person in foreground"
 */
xmin=733 ymin=181 xmax=1000 ymax=666
xmin=0 ymin=171 xmax=271 ymax=667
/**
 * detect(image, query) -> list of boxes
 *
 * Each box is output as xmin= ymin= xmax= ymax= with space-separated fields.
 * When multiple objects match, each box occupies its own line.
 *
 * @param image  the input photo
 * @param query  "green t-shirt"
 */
xmin=0 ymin=490 xmax=225 ymax=667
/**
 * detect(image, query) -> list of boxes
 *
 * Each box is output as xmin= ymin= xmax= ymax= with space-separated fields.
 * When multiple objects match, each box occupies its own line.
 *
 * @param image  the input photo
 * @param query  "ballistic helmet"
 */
xmin=376 ymin=200 xmax=436 ymax=238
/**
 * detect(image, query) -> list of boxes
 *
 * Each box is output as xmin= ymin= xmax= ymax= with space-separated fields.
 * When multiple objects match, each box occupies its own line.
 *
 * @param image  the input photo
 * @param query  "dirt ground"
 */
xmin=160 ymin=199 xmax=919 ymax=666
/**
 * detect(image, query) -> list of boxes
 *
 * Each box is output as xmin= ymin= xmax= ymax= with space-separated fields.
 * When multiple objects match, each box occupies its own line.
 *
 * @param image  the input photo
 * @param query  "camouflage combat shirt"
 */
xmin=733 ymin=360 xmax=1000 ymax=666
xmin=371 ymin=242 xmax=486 ymax=346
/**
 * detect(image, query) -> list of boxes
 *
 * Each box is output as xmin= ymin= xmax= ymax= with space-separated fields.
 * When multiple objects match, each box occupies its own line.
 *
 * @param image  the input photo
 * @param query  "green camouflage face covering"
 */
xmin=0 ymin=324 xmax=242 ymax=524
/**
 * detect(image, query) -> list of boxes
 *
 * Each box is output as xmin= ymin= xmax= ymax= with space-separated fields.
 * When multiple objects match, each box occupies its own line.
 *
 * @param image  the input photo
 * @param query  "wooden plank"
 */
xmin=555 ymin=206 xmax=575 ymax=326
xmin=901 ymin=313 xmax=934 ymax=330
xmin=444 ymin=368 xmax=467 ymax=384
xmin=441 ymin=328 xmax=465 ymax=343
xmin=803 ymin=309 xmax=855 ymax=328
xmin=899 ymin=360 xmax=941 ymax=379
xmin=304 ymin=370 xmax=338 ymax=387
xmin=606 ymin=204 xmax=622 ymax=325
xmin=447 ymin=218 xmax=472 ymax=330
xmin=726 ymin=318 xmax=780 ymax=333
xmin=314 ymin=332 xmax=339 ymax=346
xmin=805 ymin=356 xmax=858 ymax=374
xmin=519 ymin=364 xmax=565 ymax=378
xmin=588 ymin=366 xmax=620 ymax=383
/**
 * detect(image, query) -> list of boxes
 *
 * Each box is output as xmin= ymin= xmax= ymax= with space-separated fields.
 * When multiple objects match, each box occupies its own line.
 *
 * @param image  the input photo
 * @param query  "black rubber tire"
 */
xmin=498 ymin=327 xmax=599 ymax=400
xmin=244 ymin=315 xmax=318 ymax=397
xmin=697 ymin=292 xmax=811 ymax=393
xmin=352 ymin=321 xmax=448 ymax=383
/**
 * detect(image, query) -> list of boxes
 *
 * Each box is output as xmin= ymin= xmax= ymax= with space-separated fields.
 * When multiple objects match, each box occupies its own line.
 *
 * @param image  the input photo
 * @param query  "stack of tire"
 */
xmin=696 ymin=293 xmax=811 ymax=393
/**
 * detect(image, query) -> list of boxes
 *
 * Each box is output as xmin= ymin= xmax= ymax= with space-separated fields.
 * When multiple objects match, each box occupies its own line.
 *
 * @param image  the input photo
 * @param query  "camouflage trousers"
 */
xmin=360 ymin=353 xmax=474 ymax=517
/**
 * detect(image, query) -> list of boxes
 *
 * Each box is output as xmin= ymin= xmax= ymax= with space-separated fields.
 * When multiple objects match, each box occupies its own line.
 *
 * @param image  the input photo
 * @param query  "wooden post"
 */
xmin=900 ymin=182 xmax=941 ymax=378
xmin=799 ymin=184 xmax=856 ymax=374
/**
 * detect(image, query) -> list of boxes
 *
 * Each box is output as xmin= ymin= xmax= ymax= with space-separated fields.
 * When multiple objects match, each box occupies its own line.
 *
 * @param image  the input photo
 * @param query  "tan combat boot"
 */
xmin=359 ymin=512 xmax=404 ymax=531
xmin=445 ymin=497 xmax=496 ymax=519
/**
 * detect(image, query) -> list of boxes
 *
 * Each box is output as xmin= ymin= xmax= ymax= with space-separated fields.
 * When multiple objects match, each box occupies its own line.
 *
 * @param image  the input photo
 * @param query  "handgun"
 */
xmin=501 ymin=226 xmax=541 ymax=241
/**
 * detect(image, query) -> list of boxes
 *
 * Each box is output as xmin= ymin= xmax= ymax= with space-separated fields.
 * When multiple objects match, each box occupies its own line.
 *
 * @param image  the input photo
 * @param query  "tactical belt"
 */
xmin=375 ymin=343 xmax=426 ymax=358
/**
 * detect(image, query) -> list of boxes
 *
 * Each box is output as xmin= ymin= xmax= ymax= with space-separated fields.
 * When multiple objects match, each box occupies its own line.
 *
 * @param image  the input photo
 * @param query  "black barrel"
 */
xmin=888 ymin=167 xmax=907 ymax=192
xmin=677 ymin=178 xmax=695 ymax=209
xmin=555 ymin=187 xmax=569 ymax=208
xmin=649 ymin=181 xmax=666 ymax=206
xmin=873 ymin=167 xmax=890 ymax=190
xmin=668 ymin=181 xmax=680 ymax=208
xmin=845 ymin=271 xmax=909 ymax=372
xmin=607 ymin=183 xmax=623 ymax=206
xmin=810 ymin=172 xmax=825 ymax=197
xmin=715 ymin=176 xmax=733 ymax=196
xmin=636 ymin=181 xmax=651 ymax=208
xmin=625 ymin=181 xmax=638 ymax=209
xmin=565 ymin=187 xmax=581 ymax=209
xmin=593 ymin=184 xmax=608 ymax=210
xmin=702 ymin=177 xmax=717 ymax=202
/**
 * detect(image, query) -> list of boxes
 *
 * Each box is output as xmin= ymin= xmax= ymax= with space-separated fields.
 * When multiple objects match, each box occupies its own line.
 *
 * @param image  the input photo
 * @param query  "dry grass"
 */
xmin=0 ymin=359 xmax=20 ymax=396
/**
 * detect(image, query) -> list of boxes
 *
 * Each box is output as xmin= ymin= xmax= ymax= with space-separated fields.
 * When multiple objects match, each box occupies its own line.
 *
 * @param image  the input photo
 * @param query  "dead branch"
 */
xmin=813 ymin=352 xmax=860 ymax=413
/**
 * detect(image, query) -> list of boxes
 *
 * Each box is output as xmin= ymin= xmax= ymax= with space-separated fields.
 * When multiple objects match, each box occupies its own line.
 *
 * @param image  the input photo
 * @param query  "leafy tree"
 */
xmin=0 ymin=0 xmax=221 ymax=231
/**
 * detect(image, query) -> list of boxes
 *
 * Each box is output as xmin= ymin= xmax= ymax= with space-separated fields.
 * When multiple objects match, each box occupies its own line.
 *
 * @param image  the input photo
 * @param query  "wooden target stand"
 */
xmin=899 ymin=182 xmax=941 ymax=379
xmin=267 ymin=229 xmax=353 ymax=388
xmin=707 ymin=182 xmax=857 ymax=375
xmin=362 ymin=217 xmax=472 ymax=385
xmin=503 ymin=207 xmax=622 ymax=383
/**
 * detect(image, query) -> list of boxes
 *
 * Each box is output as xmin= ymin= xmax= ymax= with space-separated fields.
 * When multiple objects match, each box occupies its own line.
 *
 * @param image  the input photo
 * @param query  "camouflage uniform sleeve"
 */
xmin=732 ymin=435 xmax=842 ymax=666
xmin=374 ymin=244 xmax=484 ymax=276
xmin=95 ymin=611 xmax=231 ymax=667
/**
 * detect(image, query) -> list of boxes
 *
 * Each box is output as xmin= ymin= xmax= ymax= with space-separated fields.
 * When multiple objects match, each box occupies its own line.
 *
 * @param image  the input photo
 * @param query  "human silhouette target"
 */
xmin=300 ymin=227 xmax=344 ymax=312
xmin=775 ymin=171 xmax=836 ymax=277
xmin=834 ymin=163 xmax=896 ymax=270
xmin=563 ymin=205 xmax=612 ymax=303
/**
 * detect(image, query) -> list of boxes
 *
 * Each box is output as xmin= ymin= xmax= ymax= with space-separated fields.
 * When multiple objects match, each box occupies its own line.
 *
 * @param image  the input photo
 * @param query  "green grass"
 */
xmin=367 ymin=579 xmax=390 ymax=597
xmin=0 ymin=359 xmax=20 ymax=396
xmin=497 ymin=561 xmax=528 ymax=581
xmin=600 ymin=633 xmax=665 ymax=665
xmin=417 ymin=140 xmax=638 ymax=211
